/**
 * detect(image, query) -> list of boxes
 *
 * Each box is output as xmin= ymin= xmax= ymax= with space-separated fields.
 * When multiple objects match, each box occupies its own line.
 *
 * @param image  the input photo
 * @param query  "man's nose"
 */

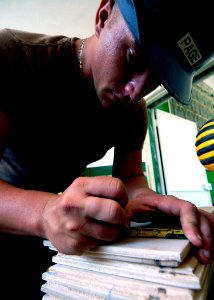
xmin=125 ymin=69 xmax=160 ymax=102
xmin=125 ymin=78 xmax=141 ymax=102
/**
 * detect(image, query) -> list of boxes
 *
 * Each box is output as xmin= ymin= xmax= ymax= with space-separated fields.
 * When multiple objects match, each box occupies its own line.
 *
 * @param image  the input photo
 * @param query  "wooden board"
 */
xmin=42 ymin=207 xmax=214 ymax=299
xmin=42 ymin=264 xmax=197 ymax=300
xmin=85 ymin=237 xmax=191 ymax=265
xmin=44 ymin=237 xmax=191 ymax=267
xmin=52 ymin=252 xmax=207 ymax=290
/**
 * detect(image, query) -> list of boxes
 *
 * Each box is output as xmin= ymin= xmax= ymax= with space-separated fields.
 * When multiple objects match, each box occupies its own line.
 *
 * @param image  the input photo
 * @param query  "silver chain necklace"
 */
xmin=78 ymin=39 xmax=87 ymax=75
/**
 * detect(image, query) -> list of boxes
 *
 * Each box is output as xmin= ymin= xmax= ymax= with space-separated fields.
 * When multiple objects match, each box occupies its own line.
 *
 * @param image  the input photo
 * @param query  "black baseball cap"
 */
xmin=116 ymin=0 xmax=214 ymax=104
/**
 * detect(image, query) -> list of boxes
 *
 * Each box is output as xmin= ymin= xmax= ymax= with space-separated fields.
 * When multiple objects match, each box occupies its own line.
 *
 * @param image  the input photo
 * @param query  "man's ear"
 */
xmin=95 ymin=0 xmax=115 ymax=37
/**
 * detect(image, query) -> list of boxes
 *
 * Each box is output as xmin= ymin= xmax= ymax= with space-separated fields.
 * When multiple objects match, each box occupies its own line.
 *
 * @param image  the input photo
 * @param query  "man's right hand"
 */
xmin=41 ymin=176 xmax=128 ymax=255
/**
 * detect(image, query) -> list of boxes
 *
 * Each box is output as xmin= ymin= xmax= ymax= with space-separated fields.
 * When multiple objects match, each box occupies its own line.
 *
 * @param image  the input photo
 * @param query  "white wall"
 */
xmin=0 ymin=0 xmax=99 ymax=37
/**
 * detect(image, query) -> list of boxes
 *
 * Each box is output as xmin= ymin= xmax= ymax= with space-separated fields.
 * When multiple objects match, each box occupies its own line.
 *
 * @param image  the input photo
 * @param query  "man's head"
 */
xmin=91 ymin=0 xmax=160 ymax=108
xmin=116 ymin=0 xmax=214 ymax=105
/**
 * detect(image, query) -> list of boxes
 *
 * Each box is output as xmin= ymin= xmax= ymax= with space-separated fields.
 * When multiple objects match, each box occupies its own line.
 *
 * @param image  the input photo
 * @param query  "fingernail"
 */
xmin=203 ymin=249 xmax=211 ymax=259
xmin=196 ymin=234 xmax=202 ymax=241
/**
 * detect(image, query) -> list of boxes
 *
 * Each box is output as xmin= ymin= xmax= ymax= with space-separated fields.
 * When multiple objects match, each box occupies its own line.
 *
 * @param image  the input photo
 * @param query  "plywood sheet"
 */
xmin=52 ymin=253 xmax=206 ymax=289
xmin=42 ymin=264 xmax=197 ymax=300
xmin=42 ymin=207 xmax=214 ymax=299
xmin=86 ymin=237 xmax=191 ymax=263
xmin=44 ymin=237 xmax=191 ymax=266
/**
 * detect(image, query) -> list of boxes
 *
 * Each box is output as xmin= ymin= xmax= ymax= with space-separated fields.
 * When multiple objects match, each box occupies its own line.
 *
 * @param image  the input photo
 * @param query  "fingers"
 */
xmin=51 ymin=233 xmax=99 ymax=255
xmin=48 ymin=213 xmax=122 ymax=255
xmin=49 ymin=213 xmax=122 ymax=255
xmin=45 ymin=176 xmax=128 ymax=255
xmin=178 ymin=201 xmax=203 ymax=247
xmin=79 ymin=217 xmax=121 ymax=241
xmin=126 ymin=193 xmax=203 ymax=246
xmin=195 ymin=213 xmax=213 ymax=264
xmin=83 ymin=196 xmax=127 ymax=225
xmin=62 ymin=176 xmax=128 ymax=226
xmin=125 ymin=193 xmax=214 ymax=264
xmin=63 ymin=197 xmax=124 ymax=241
xmin=177 ymin=203 xmax=214 ymax=264
xmin=70 ymin=176 xmax=128 ymax=207
xmin=125 ymin=197 xmax=160 ymax=223
xmin=144 ymin=195 xmax=204 ymax=249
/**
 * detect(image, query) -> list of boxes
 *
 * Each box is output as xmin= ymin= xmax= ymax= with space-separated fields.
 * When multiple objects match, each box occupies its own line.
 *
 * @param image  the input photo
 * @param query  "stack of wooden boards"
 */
xmin=41 ymin=232 xmax=214 ymax=299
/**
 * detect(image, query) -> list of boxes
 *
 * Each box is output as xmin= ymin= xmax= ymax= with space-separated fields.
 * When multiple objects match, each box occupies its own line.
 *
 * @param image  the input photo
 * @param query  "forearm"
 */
xmin=0 ymin=179 xmax=57 ymax=237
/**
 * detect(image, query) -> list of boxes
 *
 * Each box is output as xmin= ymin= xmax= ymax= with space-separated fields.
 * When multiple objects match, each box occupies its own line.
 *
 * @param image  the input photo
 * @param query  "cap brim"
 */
xmin=116 ymin=0 xmax=195 ymax=104
xmin=146 ymin=39 xmax=194 ymax=105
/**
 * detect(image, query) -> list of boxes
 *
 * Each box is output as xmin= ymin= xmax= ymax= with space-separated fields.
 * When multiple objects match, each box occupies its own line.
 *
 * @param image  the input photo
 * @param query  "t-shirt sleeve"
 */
xmin=0 ymin=28 xmax=28 ymax=119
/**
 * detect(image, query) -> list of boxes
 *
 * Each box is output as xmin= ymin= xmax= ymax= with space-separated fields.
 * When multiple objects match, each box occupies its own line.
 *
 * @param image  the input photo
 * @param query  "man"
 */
xmin=0 ymin=0 xmax=214 ymax=298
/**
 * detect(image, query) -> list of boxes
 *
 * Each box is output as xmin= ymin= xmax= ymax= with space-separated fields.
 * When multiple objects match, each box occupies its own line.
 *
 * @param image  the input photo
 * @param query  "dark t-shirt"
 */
xmin=0 ymin=28 xmax=147 ymax=193
xmin=0 ymin=28 xmax=148 ymax=299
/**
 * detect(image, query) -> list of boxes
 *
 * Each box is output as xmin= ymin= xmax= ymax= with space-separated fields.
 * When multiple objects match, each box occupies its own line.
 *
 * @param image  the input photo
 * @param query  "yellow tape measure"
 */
xmin=129 ymin=227 xmax=185 ymax=239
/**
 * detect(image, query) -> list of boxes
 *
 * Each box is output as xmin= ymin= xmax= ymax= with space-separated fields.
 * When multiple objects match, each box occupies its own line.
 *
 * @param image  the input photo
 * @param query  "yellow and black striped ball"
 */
xmin=195 ymin=119 xmax=214 ymax=172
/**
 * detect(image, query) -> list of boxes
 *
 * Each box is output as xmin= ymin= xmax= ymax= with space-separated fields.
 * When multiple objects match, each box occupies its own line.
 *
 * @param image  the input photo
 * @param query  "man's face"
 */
xmin=92 ymin=5 xmax=160 ymax=108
